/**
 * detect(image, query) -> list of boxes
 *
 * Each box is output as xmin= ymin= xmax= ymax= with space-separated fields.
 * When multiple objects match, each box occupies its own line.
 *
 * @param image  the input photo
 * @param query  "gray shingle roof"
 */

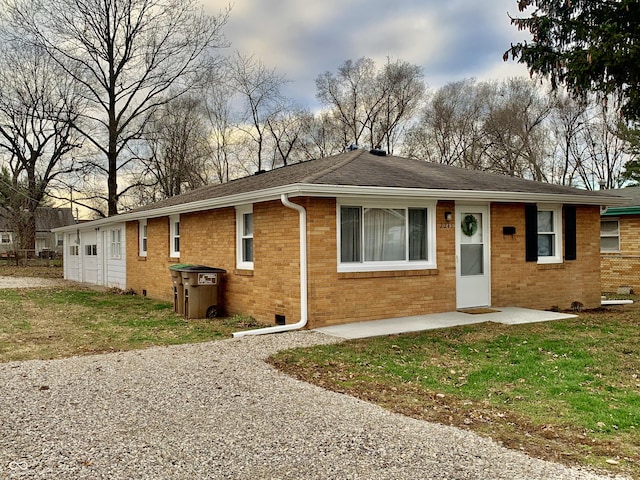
xmin=0 ymin=207 xmax=75 ymax=231
xmin=128 ymin=150 xmax=620 ymax=215
xmin=604 ymin=186 xmax=640 ymax=207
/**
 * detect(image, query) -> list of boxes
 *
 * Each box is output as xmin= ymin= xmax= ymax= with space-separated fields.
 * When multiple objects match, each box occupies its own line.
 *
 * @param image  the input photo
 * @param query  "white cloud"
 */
xmin=203 ymin=0 xmax=534 ymax=106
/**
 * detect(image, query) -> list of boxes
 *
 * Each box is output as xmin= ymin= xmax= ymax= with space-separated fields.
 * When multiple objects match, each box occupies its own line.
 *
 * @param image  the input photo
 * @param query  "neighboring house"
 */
xmin=0 ymin=207 xmax=75 ymax=257
xmin=600 ymin=186 xmax=640 ymax=293
xmin=54 ymin=150 xmax=624 ymax=328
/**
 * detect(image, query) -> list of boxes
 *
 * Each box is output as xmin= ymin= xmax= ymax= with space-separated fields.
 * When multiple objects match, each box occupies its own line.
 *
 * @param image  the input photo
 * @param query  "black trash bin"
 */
xmin=180 ymin=265 xmax=226 ymax=319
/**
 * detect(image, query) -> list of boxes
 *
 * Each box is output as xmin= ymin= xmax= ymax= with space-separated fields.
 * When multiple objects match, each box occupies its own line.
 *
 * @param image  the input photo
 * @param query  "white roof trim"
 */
xmin=52 ymin=183 xmax=626 ymax=232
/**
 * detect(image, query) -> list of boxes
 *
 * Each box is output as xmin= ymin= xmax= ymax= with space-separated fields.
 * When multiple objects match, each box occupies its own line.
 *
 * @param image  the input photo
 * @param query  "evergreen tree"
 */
xmin=505 ymin=0 xmax=640 ymax=121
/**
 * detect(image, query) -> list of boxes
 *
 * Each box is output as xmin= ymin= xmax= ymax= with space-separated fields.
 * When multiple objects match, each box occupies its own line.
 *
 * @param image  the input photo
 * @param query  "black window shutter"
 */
xmin=564 ymin=205 xmax=577 ymax=261
xmin=525 ymin=204 xmax=538 ymax=262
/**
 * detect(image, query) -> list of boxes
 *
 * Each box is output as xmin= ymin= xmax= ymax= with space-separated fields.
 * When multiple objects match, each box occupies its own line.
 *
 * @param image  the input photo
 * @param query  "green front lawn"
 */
xmin=270 ymin=303 xmax=640 ymax=478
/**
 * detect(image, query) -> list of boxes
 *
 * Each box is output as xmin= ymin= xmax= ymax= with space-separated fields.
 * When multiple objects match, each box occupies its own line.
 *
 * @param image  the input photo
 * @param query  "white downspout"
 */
xmin=233 ymin=194 xmax=308 ymax=337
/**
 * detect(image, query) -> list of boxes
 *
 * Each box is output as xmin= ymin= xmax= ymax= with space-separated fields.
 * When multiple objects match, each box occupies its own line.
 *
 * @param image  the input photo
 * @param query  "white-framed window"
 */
xmin=84 ymin=244 xmax=97 ymax=256
xmin=0 ymin=232 xmax=11 ymax=244
xmin=337 ymin=199 xmax=437 ymax=272
xmin=110 ymin=229 xmax=121 ymax=259
xmin=139 ymin=220 xmax=147 ymax=257
xmin=55 ymin=233 xmax=64 ymax=247
xmin=69 ymin=245 xmax=79 ymax=256
xmin=169 ymin=215 xmax=180 ymax=258
xmin=600 ymin=219 xmax=620 ymax=252
xmin=236 ymin=205 xmax=254 ymax=270
xmin=537 ymin=204 xmax=563 ymax=264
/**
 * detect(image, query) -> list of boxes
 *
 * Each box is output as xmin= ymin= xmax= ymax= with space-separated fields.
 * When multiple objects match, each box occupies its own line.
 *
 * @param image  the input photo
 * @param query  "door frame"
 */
xmin=455 ymin=203 xmax=491 ymax=309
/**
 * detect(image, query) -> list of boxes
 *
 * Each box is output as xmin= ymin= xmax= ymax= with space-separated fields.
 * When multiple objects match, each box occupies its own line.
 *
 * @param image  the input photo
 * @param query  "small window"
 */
xmin=0 ymin=233 xmax=11 ymax=244
xmin=537 ymin=205 xmax=562 ymax=264
xmin=55 ymin=233 xmax=64 ymax=247
xmin=338 ymin=201 xmax=436 ymax=272
xmin=69 ymin=245 xmax=79 ymax=256
xmin=139 ymin=220 xmax=147 ymax=257
xmin=600 ymin=219 xmax=620 ymax=252
xmin=236 ymin=205 xmax=254 ymax=269
xmin=84 ymin=244 xmax=97 ymax=256
xmin=170 ymin=215 xmax=180 ymax=258
xmin=110 ymin=229 xmax=121 ymax=258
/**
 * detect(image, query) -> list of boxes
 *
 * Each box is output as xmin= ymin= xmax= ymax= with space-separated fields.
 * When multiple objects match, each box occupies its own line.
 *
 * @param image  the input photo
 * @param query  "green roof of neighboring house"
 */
xmin=601 ymin=186 xmax=640 ymax=216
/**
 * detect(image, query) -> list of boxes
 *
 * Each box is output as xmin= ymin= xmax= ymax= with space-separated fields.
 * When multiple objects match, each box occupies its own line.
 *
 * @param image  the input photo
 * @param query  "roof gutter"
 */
xmin=233 ymin=194 xmax=308 ymax=337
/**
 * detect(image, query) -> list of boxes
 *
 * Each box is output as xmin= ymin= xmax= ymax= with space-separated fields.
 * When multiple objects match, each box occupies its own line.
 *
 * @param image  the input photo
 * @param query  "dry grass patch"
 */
xmin=0 ymin=263 xmax=63 ymax=278
xmin=0 ymin=286 xmax=265 ymax=363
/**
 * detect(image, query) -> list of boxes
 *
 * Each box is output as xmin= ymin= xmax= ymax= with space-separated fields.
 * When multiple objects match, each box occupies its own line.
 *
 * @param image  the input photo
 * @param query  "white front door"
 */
xmin=456 ymin=205 xmax=491 ymax=309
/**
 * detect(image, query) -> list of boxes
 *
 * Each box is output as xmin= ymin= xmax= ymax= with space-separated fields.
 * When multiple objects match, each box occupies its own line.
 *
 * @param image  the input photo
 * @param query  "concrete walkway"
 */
xmin=315 ymin=307 xmax=577 ymax=339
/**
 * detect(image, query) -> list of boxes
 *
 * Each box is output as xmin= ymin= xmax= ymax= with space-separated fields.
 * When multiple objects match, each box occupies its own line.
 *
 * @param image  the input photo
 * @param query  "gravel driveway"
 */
xmin=0 ymin=331 xmax=625 ymax=480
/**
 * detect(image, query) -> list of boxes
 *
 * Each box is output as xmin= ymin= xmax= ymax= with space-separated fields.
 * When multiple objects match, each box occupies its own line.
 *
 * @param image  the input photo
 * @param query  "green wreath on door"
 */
xmin=461 ymin=214 xmax=478 ymax=237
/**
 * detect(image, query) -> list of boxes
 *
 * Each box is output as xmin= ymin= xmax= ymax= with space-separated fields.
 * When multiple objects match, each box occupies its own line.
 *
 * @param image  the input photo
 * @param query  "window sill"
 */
xmin=338 ymin=262 xmax=436 ymax=274
xmin=338 ymin=269 xmax=439 ymax=279
xmin=537 ymin=257 xmax=562 ymax=265
xmin=537 ymin=263 xmax=565 ymax=270
xmin=234 ymin=269 xmax=254 ymax=277
xmin=167 ymin=257 xmax=181 ymax=263
xmin=137 ymin=256 xmax=147 ymax=262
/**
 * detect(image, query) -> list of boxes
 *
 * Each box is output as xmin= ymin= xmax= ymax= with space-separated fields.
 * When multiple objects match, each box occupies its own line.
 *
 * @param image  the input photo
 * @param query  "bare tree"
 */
xmin=0 ymin=38 xmax=83 ymax=251
xmin=226 ymin=52 xmax=287 ymax=173
xmin=295 ymin=111 xmax=345 ymax=160
xmin=204 ymin=73 xmax=236 ymax=184
xmin=368 ymin=58 xmax=425 ymax=153
xmin=316 ymin=57 xmax=425 ymax=153
xmin=482 ymin=78 xmax=552 ymax=180
xmin=133 ymin=95 xmax=210 ymax=202
xmin=266 ymin=104 xmax=308 ymax=168
xmin=574 ymin=96 xmax=629 ymax=190
xmin=403 ymin=79 xmax=488 ymax=168
xmin=547 ymin=91 xmax=589 ymax=186
xmin=316 ymin=57 xmax=375 ymax=149
xmin=3 ymin=0 xmax=229 ymax=216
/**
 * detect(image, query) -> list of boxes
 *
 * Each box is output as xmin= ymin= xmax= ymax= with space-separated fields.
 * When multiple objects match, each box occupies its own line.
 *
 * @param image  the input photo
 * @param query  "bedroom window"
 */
xmin=236 ymin=205 xmax=254 ymax=270
xmin=139 ymin=220 xmax=148 ymax=257
xmin=170 ymin=215 xmax=180 ymax=258
xmin=537 ymin=205 xmax=562 ymax=264
xmin=338 ymin=201 xmax=436 ymax=272
xmin=600 ymin=219 xmax=620 ymax=252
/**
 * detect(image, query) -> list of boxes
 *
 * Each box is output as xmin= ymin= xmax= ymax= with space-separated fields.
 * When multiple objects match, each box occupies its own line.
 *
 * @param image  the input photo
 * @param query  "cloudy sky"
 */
xmin=205 ymin=0 xmax=532 ymax=110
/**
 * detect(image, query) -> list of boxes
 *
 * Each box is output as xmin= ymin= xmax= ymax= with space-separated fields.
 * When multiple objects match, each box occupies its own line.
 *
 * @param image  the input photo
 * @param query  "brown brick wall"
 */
xmin=490 ymin=203 xmax=601 ymax=310
xmin=126 ymin=217 xmax=173 ymax=301
xmin=126 ymin=202 xmax=301 ymax=325
xmin=601 ymin=214 xmax=640 ymax=292
xmin=125 ymin=198 xmax=602 ymax=328
xmin=304 ymin=199 xmax=457 ymax=328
